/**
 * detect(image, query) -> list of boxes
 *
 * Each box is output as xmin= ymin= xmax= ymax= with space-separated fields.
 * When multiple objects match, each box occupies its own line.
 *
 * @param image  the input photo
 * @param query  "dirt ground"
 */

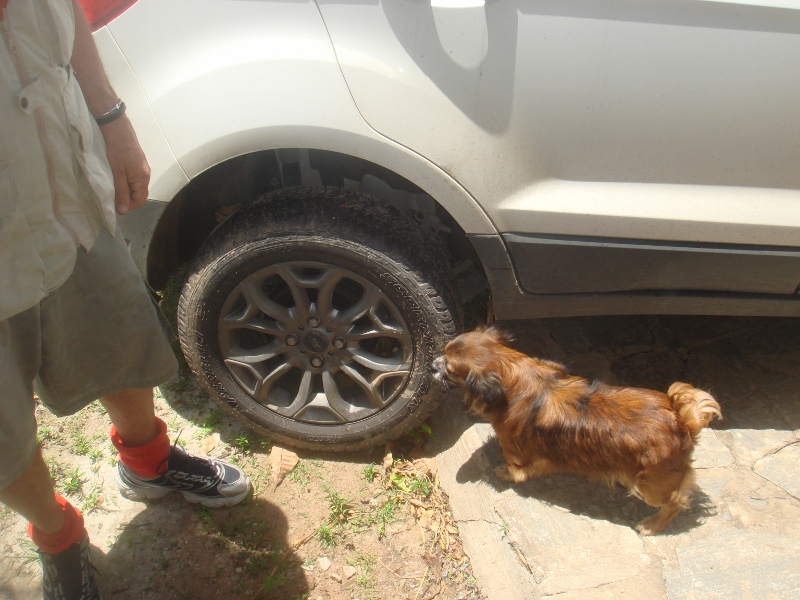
xmin=0 ymin=372 xmax=485 ymax=600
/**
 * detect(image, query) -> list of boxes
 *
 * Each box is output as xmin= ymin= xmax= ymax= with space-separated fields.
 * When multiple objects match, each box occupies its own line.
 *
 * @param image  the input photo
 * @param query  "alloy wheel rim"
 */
xmin=217 ymin=261 xmax=413 ymax=424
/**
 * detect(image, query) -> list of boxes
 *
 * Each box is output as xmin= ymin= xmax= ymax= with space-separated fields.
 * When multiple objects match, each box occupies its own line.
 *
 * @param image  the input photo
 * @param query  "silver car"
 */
xmin=87 ymin=0 xmax=800 ymax=449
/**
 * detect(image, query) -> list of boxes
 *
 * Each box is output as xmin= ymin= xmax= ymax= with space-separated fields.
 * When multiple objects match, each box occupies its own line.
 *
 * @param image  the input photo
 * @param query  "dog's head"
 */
xmin=433 ymin=327 xmax=515 ymax=415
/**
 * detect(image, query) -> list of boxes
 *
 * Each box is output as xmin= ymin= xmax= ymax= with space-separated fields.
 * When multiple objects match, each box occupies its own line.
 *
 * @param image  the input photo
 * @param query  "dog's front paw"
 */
xmin=495 ymin=464 xmax=528 ymax=483
xmin=636 ymin=515 xmax=666 ymax=536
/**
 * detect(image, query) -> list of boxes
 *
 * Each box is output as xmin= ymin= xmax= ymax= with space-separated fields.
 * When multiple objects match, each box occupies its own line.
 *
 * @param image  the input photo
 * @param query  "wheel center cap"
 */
xmin=302 ymin=331 xmax=329 ymax=353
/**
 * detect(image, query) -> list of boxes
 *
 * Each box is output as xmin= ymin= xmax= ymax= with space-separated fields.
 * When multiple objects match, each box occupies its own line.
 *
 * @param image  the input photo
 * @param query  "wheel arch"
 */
xmin=140 ymin=145 xmax=493 ymax=319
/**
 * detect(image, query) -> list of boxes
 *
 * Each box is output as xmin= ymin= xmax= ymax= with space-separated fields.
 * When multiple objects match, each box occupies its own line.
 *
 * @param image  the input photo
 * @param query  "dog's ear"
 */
xmin=482 ymin=326 xmax=514 ymax=346
xmin=465 ymin=370 xmax=506 ymax=405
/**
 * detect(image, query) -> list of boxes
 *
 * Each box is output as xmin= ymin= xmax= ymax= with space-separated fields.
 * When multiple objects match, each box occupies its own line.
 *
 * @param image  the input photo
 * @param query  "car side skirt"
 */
xmin=470 ymin=234 xmax=800 ymax=319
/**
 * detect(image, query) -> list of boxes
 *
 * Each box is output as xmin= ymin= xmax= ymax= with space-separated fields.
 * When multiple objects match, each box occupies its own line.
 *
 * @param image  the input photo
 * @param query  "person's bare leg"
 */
xmin=100 ymin=388 xmax=159 ymax=446
xmin=0 ymin=448 xmax=65 ymax=534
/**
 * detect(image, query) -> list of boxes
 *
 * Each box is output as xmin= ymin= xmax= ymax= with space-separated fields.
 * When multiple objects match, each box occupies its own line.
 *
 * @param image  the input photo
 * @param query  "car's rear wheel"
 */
xmin=177 ymin=187 xmax=462 ymax=451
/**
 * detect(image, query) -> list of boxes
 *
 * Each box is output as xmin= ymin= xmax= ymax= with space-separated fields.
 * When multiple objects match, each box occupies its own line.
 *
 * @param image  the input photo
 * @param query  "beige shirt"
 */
xmin=0 ymin=0 xmax=116 ymax=322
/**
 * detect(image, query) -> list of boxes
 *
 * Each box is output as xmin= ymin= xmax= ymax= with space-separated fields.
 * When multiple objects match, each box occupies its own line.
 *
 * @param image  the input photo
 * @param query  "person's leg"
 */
xmin=34 ymin=228 xmax=250 ymax=507
xmin=0 ymin=448 xmax=64 ymax=535
xmin=100 ymin=388 xmax=159 ymax=447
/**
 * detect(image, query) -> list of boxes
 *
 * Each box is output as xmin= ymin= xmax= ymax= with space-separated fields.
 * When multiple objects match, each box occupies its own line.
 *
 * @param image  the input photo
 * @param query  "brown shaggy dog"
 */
xmin=432 ymin=327 xmax=722 ymax=535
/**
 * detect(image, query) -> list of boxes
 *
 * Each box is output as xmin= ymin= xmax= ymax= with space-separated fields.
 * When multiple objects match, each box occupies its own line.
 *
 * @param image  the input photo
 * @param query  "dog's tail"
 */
xmin=668 ymin=382 xmax=722 ymax=436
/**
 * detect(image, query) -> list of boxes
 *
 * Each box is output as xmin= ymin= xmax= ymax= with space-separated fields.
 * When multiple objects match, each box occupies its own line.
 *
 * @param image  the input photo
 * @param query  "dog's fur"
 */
xmin=433 ymin=327 xmax=721 ymax=535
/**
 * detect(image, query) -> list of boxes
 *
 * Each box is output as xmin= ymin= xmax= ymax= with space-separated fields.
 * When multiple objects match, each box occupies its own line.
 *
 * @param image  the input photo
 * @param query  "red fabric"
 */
xmin=28 ymin=495 xmax=87 ymax=555
xmin=110 ymin=417 xmax=170 ymax=478
xmin=0 ymin=0 xmax=8 ymax=21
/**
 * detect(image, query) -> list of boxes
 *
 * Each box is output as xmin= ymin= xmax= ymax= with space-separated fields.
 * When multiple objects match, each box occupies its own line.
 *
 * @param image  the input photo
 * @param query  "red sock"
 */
xmin=110 ymin=417 xmax=170 ymax=478
xmin=28 ymin=495 xmax=87 ymax=555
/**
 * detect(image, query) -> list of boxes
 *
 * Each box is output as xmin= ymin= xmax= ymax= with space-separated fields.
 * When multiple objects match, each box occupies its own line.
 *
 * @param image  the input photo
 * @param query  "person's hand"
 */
xmin=100 ymin=115 xmax=150 ymax=215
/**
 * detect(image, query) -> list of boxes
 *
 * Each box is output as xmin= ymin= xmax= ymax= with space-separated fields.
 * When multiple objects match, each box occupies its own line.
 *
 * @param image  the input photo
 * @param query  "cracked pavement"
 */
xmin=429 ymin=316 xmax=800 ymax=600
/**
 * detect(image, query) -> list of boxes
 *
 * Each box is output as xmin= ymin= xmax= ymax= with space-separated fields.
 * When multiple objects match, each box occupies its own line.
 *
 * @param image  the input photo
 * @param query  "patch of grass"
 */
xmin=196 ymin=506 xmax=213 ymax=530
xmin=233 ymin=434 xmax=252 ymax=454
xmin=163 ymin=375 xmax=193 ymax=395
xmin=11 ymin=538 xmax=40 ymax=569
xmin=72 ymin=432 xmax=91 ymax=456
xmin=36 ymin=425 xmax=55 ymax=444
xmin=0 ymin=505 xmax=13 ymax=522
xmin=87 ymin=401 xmax=107 ymax=416
xmin=88 ymin=448 xmax=103 ymax=464
xmin=317 ymin=522 xmax=338 ymax=548
xmin=62 ymin=467 xmax=83 ymax=496
xmin=45 ymin=457 xmax=65 ymax=480
xmin=406 ymin=422 xmax=435 ymax=446
xmin=81 ymin=489 xmax=103 ymax=513
xmin=373 ymin=496 xmax=401 ymax=539
xmin=287 ymin=461 xmax=312 ymax=489
xmin=244 ymin=554 xmax=272 ymax=576
xmin=362 ymin=463 xmax=378 ymax=483
xmin=407 ymin=475 xmax=432 ymax=497
xmin=325 ymin=488 xmax=353 ymax=525
xmin=347 ymin=551 xmax=375 ymax=574
xmin=256 ymin=572 xmax=286 ymax=595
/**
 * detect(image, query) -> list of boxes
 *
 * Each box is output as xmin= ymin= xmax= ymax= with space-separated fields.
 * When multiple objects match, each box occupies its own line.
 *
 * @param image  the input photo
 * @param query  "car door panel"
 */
xmin=318 ymin=0 xmax=800 ymax=294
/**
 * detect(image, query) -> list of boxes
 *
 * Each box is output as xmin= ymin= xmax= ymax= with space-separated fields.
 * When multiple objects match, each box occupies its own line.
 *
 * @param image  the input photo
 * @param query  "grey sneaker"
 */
xmin=39 ymin=536 xmax=101 ymax=600
xmin=115 ymin=444 xmax=250 ymax=508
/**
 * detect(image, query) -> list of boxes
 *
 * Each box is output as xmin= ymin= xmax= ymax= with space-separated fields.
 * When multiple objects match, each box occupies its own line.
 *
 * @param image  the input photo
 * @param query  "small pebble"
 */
xmin=343 ymin=565 xmax=357 ymax=579
xmin=318 ymin=557 xmax=332 ymax=572
xmin=330 ymin=572 xmax=343 ymax=583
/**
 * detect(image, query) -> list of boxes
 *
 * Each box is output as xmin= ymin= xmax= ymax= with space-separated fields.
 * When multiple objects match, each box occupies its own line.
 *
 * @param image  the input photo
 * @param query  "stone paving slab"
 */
xmin=430 ymin=316 xmax=800 ymax=600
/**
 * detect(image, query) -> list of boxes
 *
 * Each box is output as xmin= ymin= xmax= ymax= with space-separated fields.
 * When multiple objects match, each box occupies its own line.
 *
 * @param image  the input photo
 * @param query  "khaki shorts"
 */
xmin=0 ymin=227 xmax=179 ymax=491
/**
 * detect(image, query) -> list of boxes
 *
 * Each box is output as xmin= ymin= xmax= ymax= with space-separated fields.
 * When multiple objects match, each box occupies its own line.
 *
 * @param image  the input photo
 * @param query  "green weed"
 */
xmin=72 ymin=433 xmax=91 ymax=456
xmin=409 ymin=423 xmax=435 ymax=444
xmin=62 ymin=467 xmax=83 ymax=496
xmin=233 ymin=435 xmax=252 ymax=454
xmin=373 ymin=497 xmax=401 ymax=539
xmin=362 ymin=463 xmax=378 ymax=483
xmin=257 ymin=572 xmax=286 ymax=595
xmin=325 ymin=488 xmax=353 ymax=525
xmin=81 ymin=489 xmax=103 ymax=513
xmin=12 ymin=539 xmax=40 ymax=568
xmin=36 ymin=425 xmax=55 ymax=444
xmin=287 ymin=461 xmax=312 ymax=489
xmin=317 ymin=523 xmax=337 ymax=548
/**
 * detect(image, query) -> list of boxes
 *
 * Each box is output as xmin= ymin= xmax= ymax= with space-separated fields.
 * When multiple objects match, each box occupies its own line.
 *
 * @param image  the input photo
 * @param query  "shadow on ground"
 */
xmin=98 ymin=496 xmax=309 ymax=600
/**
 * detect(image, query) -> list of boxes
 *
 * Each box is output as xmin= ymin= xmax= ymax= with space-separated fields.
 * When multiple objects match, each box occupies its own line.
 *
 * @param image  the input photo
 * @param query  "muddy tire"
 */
xmin=177 ymin=187 xmax=462 ymax=451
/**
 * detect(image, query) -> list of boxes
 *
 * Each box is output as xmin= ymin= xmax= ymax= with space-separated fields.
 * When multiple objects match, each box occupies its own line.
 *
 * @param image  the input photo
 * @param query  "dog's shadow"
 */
xmin=456 ymin=436 xmax=717 ymax=535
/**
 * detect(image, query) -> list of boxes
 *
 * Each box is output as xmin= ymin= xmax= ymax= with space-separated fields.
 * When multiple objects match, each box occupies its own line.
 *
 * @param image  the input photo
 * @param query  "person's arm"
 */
xmin=69 ymin=0 xmax=149 ymax=215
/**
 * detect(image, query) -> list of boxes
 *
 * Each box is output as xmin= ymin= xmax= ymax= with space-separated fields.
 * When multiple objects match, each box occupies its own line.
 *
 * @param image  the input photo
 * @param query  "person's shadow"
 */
xmin=97 ymin=495 xmax=308 ymax=600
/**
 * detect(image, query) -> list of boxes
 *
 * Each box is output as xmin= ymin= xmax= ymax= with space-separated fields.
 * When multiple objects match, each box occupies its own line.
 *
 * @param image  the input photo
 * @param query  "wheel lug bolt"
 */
xmin=333 ymin=337 xmax=345 ymax=349
xmin=286 ymin=334 xmax=298 ymax=346
xmin=308 ymin=317 xmax=320 ymax=327
xmin=310 ymin=356 xmax=324 ymax=368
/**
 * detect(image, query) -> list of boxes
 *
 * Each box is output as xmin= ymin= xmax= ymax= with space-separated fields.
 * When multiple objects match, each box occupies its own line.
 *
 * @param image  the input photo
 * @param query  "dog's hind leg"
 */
xmin=634 ymin=468 xmax=695 ymax=535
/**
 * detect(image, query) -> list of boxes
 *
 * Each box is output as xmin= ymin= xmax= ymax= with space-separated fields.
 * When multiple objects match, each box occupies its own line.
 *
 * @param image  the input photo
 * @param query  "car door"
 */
xmin=317 ymin=0 xmax=800 ymax=297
